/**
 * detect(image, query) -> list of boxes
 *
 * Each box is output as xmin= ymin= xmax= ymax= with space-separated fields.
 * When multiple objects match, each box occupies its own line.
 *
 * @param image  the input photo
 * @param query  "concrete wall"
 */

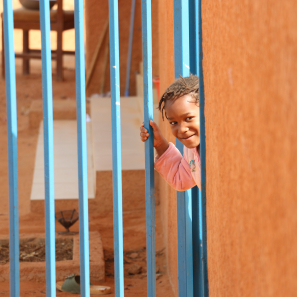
xmin=157 ymin=0 xmax=297 ymax=296
xmin=203 ymin=1 xmax=297 ymax=296
xmin=85 ymin=0 xmax=159 ymax=96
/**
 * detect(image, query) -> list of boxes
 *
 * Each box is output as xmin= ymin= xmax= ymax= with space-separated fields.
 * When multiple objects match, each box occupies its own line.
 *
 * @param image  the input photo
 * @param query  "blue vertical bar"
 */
xmin=3 ymin=1 xmax=20 ymax=296
xmin=108 ymin=1 xmax=124 ymax=297
xmin=185 ymin=190 xmax=193 ymax=297
xmin=198 ymin=0 xmax=209 ymax=295
xmin=39 ymin=1 xmax=56 ymax=296
xmin=191 ymin=186 xmax=200 ymax=297
xmin=189 ymin=0 xmax=201 ymax=296
xmin=189 ymin=0 xmax=198 ymax=75
xmin=173 ymin=0 xmax=193 ymax=296
xmin=141 ymin=0 xmax=156 ymax=296
xmin=74 ymin=0 xmax=90 ymax=296
xmin=124 ymin=0 xmax=136 ymax=97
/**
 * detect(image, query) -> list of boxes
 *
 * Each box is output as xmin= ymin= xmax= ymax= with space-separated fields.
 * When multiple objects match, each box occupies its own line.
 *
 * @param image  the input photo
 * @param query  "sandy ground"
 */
xmin=0 ymin=57 xmax=174 ymax=296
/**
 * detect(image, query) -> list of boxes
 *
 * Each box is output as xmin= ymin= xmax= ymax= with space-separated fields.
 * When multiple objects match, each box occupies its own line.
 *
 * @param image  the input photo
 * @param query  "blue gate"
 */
xmin=2 ymin=0 xmax=208 ymax=296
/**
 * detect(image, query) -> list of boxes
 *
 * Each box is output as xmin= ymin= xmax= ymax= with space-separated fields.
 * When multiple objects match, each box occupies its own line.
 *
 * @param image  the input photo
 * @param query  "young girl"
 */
xmin=140 ymin=75 xmax=201 ymax=190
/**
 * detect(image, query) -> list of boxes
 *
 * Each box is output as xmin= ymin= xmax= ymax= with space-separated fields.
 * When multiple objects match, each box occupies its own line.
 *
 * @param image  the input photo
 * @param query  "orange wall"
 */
xmin=85 ymin=0 xmax=159 ymax=96
xmin=158 ymin=1 xmax=297 ymax=296
xmin=203 ymin=1 xmax=297 ymax=296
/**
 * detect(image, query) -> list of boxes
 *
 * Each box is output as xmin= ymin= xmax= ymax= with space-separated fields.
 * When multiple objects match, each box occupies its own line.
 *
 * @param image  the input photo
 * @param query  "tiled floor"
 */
xmin=30 ymin=120 xmax=95 ymax=201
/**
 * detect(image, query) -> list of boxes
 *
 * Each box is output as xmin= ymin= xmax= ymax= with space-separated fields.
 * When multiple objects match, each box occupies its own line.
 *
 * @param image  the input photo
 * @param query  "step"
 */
xmin=90 ymin=96 xmax=159 ymax=213
xmin=29 ymin=99 xmax=90 ymax=129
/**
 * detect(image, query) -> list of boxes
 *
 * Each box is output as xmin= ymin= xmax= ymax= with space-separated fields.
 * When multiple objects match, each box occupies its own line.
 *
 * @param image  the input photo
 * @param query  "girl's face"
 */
xmin=165 ymin=94 xmax=200 ymax=149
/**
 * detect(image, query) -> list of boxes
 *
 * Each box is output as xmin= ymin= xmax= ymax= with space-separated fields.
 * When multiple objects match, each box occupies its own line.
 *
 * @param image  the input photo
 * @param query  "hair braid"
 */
xmin=158 ymin=74 xmax=199 ymax=120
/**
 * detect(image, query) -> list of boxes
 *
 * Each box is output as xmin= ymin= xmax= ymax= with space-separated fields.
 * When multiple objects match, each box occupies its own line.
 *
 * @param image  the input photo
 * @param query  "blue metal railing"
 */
xmin=124 ymin=0 xmax=136 ymax=97
xmin=173 ymin=1 xmax=193 ymax=297
xmin=2 ymin=0 xmax=19 ymax=296
xmin=74 ymin=0 xmax=91 ymax=296
xmin=189 ymin=0 xmax=206 ymax=296
xmin=173 ymin=1 xmax=209 ymax=296
xmin=108 ymin=1 xmax=125 ymax=297
xmin=141 ymin=0 xmax=156 ymax=296
xmin=3 ymin=0 xmax=207 ymax=296
xmin=39 ymin=1 xmax=56 ymax=296
xmin=198 ymin=0 xmax=209 ymax=294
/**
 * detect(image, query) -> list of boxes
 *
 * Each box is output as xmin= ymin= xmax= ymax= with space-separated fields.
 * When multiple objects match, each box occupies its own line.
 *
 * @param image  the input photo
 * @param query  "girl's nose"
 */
xmin=179 ymin=124 xmax=189 ymax=133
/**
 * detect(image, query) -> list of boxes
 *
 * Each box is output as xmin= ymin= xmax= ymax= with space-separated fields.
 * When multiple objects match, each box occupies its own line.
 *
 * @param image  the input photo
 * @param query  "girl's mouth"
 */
xmin=182 ymin=134 xmax=195 ymax=140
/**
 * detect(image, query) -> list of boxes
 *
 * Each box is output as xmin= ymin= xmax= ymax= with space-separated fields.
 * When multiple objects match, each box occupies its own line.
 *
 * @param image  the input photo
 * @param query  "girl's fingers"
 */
xmin=140 ymin=127 xmax=148 ymax=133
xmin=140 ymin=122 xmax=149 ymax=142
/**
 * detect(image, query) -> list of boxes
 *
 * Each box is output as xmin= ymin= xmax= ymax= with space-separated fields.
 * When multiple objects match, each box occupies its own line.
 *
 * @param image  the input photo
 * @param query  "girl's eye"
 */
xmin=170 ymin=121 xmax=177 ymax=126
xmin=186 ymin=117 xmax=194 ymax=121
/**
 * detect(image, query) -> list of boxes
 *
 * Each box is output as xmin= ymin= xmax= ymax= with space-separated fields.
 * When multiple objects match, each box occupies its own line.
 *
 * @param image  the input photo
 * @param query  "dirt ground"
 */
xmin=0 ymin=60 xmax=174 ymax=296
xmin=0 ymin=238 xmax=73 ymax=263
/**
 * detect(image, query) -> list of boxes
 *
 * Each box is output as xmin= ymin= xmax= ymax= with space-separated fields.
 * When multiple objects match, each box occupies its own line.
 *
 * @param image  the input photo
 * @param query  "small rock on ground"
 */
xmin=128 ymin=252 xmax=139 ymax=259
xmin=128 ymin=263 xmax=142 ymax=275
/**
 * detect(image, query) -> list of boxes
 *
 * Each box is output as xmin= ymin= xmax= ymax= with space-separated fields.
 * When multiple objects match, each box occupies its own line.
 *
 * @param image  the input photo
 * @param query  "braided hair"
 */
xmin=158 ymin=75 xmax=199 ymax=120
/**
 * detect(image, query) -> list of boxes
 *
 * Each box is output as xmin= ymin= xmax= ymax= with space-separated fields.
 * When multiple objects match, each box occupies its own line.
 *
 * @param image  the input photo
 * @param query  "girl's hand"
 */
xmin=140 ymin=120 xmax=169 ymax=156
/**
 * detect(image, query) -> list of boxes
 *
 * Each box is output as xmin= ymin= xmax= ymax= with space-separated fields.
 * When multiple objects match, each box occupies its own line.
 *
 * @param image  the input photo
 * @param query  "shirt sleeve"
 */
xmin=154 ymin=143 xmax=196 ymax=191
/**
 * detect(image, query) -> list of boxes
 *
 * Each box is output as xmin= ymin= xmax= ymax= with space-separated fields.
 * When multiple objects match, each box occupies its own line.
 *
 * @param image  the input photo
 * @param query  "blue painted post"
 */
xmin=189 ymin=0 xmax=198 ymax=75
xmin=198 ymin=0 xmax=209 ymax=295
xmin=74 ymin=0 xmax=90 ymax=296
xmin=124 ymin=0 xmax=136 ymax=97
xmin=185 ymin=190 xmax=193 ymax=297
xmin=173 ymin=0 xmax=193 ymax=296
xmin=141 ymin=0 xmax=156 ymax=296
xmin=191 ymin=186 xmax=200 ymax=297
xmin=188 ymin=0 xmax=201 ymax=296
xmin=39 ymin=1 xmax=56 ymax=296
xmin=2 ymin=1 xmax=20 ymax=296
xmin=176 ymin=196 xmax=187 ymax=296
xmin=108 ymin=1 xmax=124 ymax=296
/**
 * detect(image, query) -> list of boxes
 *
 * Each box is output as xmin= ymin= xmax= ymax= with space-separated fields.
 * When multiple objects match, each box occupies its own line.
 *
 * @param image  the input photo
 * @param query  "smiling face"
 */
xmin=165 ymin=94 xmax=200 ymax=149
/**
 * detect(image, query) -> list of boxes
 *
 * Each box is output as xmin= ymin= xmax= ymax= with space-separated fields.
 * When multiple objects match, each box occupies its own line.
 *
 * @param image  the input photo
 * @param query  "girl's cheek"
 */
xmin=195 ymin=120 xmax=200 ymax=131
xmin=170 ymin=126 xmax=177 ymax=136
